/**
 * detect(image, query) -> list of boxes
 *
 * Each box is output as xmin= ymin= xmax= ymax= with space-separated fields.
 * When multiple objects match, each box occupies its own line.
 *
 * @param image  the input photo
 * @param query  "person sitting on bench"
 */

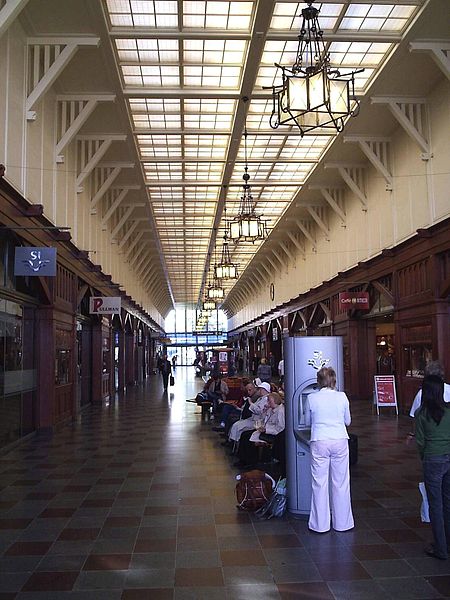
xmin=234 ymin=392 xmax=285 ymax=468
xmin=205 ymin=373 xmax=229 ymax=417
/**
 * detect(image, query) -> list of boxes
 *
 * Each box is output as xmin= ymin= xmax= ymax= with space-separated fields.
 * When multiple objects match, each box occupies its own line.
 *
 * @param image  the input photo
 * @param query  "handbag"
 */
xmin=419 ymin=482 xmax=430 ymax=522
xmin=169 ymin=375 xmax=175 ymax=386
xmin=259 ymin=432 xmax=276 ymax=444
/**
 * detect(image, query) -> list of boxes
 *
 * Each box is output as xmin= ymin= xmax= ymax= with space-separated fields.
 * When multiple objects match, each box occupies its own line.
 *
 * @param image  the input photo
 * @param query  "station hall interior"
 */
xmin=0 ymin=0 xmax=450 ymax=598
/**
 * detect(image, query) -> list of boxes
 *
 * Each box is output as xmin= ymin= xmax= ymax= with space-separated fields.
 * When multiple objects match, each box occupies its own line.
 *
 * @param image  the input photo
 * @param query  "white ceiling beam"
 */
xmin=118 ymin=220 xmax=141 ymax=249
xmin=294 ymin=219 xmax=316 ymax=249
xmin=91 ymin=167 xmax=122 ymax=211
xmin=286 ymin=230 xmax=305 ymax=256
xmin=258 ymin=262 xmax=273 ymax=279
xmin=344 ymin=135 xmax=393 ymax=191
xmin=279 ymin=242 xmax=295 ymax=262
xmin=26 ymin=37 xmax=100 ymax=117
xmin=111 ymin=206 xmax=134 ymax=239
xmin=325 ymin=163 xmax=368 ymax=209
xmin=371 ymin=96 xmax=431 ymax=160
xmin=128 ymin=243 xmax=147 ymax=268
xmin=144 ymin=180 xmax=302 ymax=188
xmin=310 ymin=186 xmax=346 ymax=223
xmin=273 ymin=248 xmax=287 ymax=267
xmin=135 ymin=252 xmax=153 ymax=276
xmin=76 ymin=139 xmax=113 ymax=189
xmin=101 ymin=188 xmax=129 ymax=228
xmin=410 ymin=40 xmax=450 ymax=81
xmin=124 ymin=230 xmax=145 ymax=261
xmin=55 ymin=95 xmax=116 ymax=160
xmin=265 ymin=253 xmax=280 ymax=272
xmin=0 ymin=0 xmax=29 ymax=39
xmin=307 ymin=207 xmax=330 ymax=240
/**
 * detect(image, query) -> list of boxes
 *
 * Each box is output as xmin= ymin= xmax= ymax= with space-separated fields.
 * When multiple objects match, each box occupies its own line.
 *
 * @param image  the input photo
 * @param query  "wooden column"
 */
xmin=36 ymin=306 xmax=55 ymax=431
xmin=91 ymin=318 xmax=103 ymax=403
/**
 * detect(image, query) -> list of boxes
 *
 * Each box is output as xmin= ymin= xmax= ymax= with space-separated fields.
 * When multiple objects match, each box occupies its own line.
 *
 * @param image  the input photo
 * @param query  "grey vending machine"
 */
xmin=284 ymin=336 xmax=344 ymax=517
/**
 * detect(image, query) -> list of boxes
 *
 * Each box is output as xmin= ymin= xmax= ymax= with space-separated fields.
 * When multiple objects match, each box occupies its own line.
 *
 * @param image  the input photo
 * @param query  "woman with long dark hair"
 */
xmin=415 ymin=374 xmax=450 ymax=560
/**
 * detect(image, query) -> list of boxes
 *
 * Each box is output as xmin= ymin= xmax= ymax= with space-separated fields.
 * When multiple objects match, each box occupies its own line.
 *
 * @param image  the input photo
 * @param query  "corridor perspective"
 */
xmin=1 ymin=0 xmax=449 ymax=598
xmin=1 ymin=367 xmax=449 ymax=600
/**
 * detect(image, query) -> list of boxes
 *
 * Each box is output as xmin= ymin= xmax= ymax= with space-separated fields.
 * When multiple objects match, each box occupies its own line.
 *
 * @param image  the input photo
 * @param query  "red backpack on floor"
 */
xmin=235 ymin=470 xmax=275 ymax=511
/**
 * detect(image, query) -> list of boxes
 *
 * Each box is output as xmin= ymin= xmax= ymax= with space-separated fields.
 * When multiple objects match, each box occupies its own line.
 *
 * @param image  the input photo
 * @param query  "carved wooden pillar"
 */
xmin=36 ymin=306 xmax=55 ymax=430
xmin=91 ymin=318 xmax=103 ymax=403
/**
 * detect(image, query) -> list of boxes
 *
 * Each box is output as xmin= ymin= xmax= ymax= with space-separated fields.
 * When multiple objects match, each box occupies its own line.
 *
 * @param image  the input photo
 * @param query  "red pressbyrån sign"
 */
xmin=339 ymin=291 xmax=370 ymax=309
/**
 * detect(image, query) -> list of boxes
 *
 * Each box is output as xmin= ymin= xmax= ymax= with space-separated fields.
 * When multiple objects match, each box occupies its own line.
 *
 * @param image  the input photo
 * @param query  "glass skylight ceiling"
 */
xmin=104 ymin=0 xmax=424 ymax=306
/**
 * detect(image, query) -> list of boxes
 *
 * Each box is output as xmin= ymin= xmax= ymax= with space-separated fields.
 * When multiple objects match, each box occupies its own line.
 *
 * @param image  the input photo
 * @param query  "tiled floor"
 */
xmin=1 ymin=367 xmax=449 ymax=599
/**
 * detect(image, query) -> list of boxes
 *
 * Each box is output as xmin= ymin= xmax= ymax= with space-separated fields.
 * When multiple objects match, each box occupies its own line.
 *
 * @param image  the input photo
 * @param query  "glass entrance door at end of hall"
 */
xmin=167 ymin=346 xmax=198 ymax=367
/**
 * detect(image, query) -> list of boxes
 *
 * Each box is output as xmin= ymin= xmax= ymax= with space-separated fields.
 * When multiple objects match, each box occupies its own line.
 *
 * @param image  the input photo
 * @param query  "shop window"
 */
xmin=0 ymin=299 xmax=36 ymax=448
xmin=55 ymin=349 xmax=71 ymax=385
xmin=403 ymin=344 xmax=432 ymax=378
xmin=376 ymin=335 xmax=395 ymax=375
xmin=55 ymin=328 xmax=72 ymax=386
xmin=103 ymin=335 xmax=111 ymax=374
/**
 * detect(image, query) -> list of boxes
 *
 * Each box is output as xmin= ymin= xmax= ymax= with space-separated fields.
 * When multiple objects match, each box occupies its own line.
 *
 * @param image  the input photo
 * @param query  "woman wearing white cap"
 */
xmin=228 ymin=382 xmax=271 ymax=444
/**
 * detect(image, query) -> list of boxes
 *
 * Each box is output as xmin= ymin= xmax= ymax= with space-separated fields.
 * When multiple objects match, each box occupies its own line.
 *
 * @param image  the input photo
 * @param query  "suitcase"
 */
xmin=348 ymin=433 xmax=358 ymax=466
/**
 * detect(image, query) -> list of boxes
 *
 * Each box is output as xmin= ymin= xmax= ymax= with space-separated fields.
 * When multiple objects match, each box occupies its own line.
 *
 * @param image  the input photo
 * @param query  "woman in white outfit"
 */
xmin=305 ymin=367 xmax=354 ymax=533
xmin=228 ymin=382 xmax=270 ymax=443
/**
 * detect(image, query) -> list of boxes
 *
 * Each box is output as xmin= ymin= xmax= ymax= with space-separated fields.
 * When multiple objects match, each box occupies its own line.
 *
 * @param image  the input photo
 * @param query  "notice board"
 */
xmin=374 ymin=375 xmax=398 ymax=415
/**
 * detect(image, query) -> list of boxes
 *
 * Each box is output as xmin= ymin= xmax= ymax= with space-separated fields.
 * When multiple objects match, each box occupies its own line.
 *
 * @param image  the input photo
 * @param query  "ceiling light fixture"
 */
xmin=268 ymin=1 xmax=364 ymax=136
xmin=215 ymin=231 xmax=238 ymax=280
xmin=203 ymin=299 xmax=216 ymax=311
xmin=207 ymin=276 xmax=225 ymax=300
xmin=228 ymin=106 xmax=268 ymax=243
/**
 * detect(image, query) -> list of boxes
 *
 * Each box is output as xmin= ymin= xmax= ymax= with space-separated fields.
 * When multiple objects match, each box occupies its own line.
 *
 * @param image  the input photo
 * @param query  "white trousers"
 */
xmin=228 ymin=417 xmax=254 ymax=442
xmin=309 ymin=439 xmax=354 ymax=533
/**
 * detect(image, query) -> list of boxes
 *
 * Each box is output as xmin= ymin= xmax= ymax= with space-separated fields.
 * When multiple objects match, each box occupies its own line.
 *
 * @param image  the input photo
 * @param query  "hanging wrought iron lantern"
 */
xmin=228 ymin=127 xmax=268 ymax=243
xmin=268 ymin=1 xmax=364 ymax=136
xmin=214 ymin=232 xmax=238 ymax=280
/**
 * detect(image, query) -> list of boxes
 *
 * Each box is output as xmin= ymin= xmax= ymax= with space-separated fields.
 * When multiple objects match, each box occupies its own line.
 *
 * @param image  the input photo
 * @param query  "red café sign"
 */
xmin=339 ymin=291 xmax=369 ymax=310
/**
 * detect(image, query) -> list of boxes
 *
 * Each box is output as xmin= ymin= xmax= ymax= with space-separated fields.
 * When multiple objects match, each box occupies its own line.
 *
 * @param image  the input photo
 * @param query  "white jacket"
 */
xmin=305 ymin=388 xmax=351 ymax=441
xmin=249 ymin=394 xmax=269 ymax=419
xmin=250 ymin=404 xmax=285 ymax=442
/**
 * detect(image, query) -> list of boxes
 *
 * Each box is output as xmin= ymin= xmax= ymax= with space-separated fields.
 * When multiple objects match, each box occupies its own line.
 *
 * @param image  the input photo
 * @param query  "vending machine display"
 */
xmin=284 ymin=336 xmax=344 ymax=517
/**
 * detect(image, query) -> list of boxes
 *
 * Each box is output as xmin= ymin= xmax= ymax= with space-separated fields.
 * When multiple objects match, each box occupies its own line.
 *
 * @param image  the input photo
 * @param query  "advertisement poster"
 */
xmin=374 ymin=375 xmax=398 ymax=415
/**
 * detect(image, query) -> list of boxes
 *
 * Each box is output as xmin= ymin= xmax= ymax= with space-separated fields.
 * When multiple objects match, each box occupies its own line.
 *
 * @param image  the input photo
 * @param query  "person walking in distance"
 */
xmin=160 ymin=355 xmax=172 ymax=391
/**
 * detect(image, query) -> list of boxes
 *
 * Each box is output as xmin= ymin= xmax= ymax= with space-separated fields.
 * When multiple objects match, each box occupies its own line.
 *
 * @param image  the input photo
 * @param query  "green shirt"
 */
xmin=415 ymin=406 xmax=450 ymax=459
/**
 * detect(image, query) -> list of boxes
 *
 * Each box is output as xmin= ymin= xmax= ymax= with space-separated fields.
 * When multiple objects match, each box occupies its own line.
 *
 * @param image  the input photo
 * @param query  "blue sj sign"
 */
xmin=14 ymin=247 xmax=57 ymax=277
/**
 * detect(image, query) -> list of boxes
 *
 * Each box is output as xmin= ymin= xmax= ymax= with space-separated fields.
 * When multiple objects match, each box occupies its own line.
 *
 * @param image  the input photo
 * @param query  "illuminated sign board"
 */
xmin=14 ymin=247 xmax=57 ymax=276
xmin=339 ymin=291 xmax=369 ymax=309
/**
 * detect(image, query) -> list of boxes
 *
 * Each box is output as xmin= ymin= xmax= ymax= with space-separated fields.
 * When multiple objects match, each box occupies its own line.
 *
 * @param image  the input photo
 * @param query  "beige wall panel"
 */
xmin=5 ymin=23 xmax=26 ymax=192
xmin=25 ymin=112 xmax=44 ymax=206
xmin=42 ymin=92 xmax=56 ymax=222
xmin=0 ymin=33 xmax=7 ymax=165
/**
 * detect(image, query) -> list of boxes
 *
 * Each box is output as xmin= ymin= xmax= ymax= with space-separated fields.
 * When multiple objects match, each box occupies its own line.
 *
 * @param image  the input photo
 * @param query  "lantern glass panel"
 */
xmin=329 ymin=78 xmax=349 ymax=113
xmin=230 ymin=220 xmax=240 ymax=239
xmin=288 ymin=76 xmax=308 ymax=112
xmin=309 ymin=70 xmax=326 ymax=110
xmin=248 ymin=217 xmax=259 ymax=238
